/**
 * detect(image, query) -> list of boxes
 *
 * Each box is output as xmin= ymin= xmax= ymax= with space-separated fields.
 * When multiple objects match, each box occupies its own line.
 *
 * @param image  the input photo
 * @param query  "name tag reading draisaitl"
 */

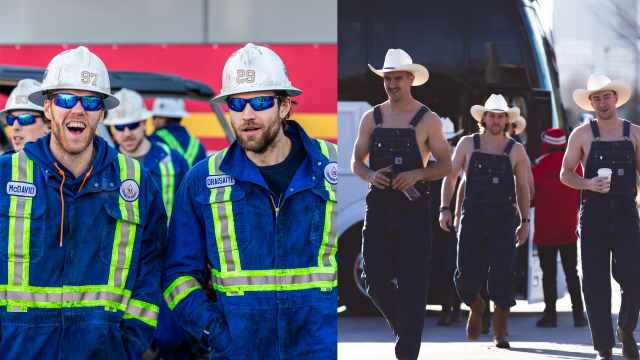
xmin=206 ymin=175 xmax=236 ymax=189
xmin=6 ymin=181 xmax=36 ymax=197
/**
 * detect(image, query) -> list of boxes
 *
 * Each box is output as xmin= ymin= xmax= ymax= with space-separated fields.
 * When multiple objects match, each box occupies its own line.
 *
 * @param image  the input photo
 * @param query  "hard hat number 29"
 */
xmin=81 ymin=71 xmax=99 ymax=86
xmin=236 ymin=70 xmax=255 ymax=84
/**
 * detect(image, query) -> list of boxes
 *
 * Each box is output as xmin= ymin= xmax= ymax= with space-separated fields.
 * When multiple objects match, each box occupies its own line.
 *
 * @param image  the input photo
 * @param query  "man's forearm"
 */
xmin=352 ymin=159 xmax=375 ymax=183
xmin=560 ymin=168 xmax=588 ymax=190
xmin=441 ymin=175 xmax=456 ymax=211
xmin=516 ymin=185 xmax=530 ymax=219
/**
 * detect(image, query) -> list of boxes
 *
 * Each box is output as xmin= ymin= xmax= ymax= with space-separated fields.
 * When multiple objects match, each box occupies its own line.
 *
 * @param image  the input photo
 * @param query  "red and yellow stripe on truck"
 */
xmin=0 ymin=44 xmax=337 ymax=152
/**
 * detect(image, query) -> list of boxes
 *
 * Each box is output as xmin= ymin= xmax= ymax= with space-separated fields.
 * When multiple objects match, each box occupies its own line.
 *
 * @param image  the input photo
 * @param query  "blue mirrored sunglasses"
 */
xmin=113 ymin=122 xmax=142 ymax=131
xmin=52 ymin=93 xmax=103 ymax=112
xmin=226 ymin=96 xmax=277 ymax=112
xmin=6 ymin=114 xmax=41 ymax=126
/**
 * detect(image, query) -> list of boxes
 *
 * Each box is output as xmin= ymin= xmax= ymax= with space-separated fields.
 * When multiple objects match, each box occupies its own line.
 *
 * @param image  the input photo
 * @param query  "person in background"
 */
xmin=0 ymin=79 xmax=50 ymax=155
xmin=533 ymin=128 xmax=588 ymax=328
xmin=105 ymin=88 xmax=190 ymax=360
xmin=429 ymin=117 xmax=464 ymax=326
xmin=149 ymin=97 xmax=207 ymax=168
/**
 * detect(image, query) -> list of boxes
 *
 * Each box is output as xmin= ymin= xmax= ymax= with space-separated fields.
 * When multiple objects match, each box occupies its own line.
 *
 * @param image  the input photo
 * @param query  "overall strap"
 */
xmin=409 ymin=106 xmax=429 ymax=129
xmin=503 ymin=138 xmax=517 ymax=155
xmin=624 ymin=120 xmax=631 ymax=140
xmin=473 ymin=133 xmax=480 ymax=151
xmin=373 ymin=105 xmax=383 ymax=128
xmin=589 ymin=119 xmax=601 ymax=141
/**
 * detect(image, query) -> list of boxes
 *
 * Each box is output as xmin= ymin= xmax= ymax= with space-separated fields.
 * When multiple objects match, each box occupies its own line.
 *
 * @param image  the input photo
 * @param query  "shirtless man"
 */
xmin=351 ymin=49 xmax=451 ymax=360
xmin=561 ymin=74 xmax=640 ymax=360
xmin=440 ymin=94 xmax=530 ymax=349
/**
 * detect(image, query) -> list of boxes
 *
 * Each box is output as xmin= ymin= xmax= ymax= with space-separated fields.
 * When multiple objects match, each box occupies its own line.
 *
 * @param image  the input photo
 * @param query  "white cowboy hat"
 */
xmin=513 ymin=116 xmax=526 ymax=135
xmin=441 ymin=117 xmax=463 ymax=139
xmin=572 ymin=74 xmax=631 ymax=111
xmin=368 ymin=49 xmax=429 ymax=86
xmin=470 ymin=94 xmax=520 ymax=123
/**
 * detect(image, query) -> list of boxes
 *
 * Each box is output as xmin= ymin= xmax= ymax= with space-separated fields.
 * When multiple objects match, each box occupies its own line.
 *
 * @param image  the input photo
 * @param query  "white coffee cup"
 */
xmin=597 ymin=168 xmax=612 ymax=192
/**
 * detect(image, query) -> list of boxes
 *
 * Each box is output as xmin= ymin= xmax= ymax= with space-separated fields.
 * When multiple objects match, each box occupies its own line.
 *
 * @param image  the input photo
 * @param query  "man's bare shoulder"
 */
xmin=360 ymin=109 xmax=375 ymax=127
xmin=568 ymin=122 xmax=593 ymax=142
xmin=457 ymin=135 xmax=475 ymax=151
xmin=421 ymin=110 xmax=442 ymax=127
xmin=511 ymin=141 xmax=527 ymax=159
xmin=628 ymin=120 xmax=640 ymax=137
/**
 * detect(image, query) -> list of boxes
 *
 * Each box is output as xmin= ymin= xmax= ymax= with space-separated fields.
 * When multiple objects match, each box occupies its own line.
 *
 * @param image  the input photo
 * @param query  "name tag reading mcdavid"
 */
xmin=206 ymin=175 xmax=236 ymax=189
xmin=6 ymin=181 xmax=36 ymax=197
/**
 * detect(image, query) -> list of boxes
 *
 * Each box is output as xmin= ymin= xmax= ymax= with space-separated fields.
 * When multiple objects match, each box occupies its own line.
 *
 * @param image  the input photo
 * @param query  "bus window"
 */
xmin=469 ymin=1 xmax=527 ymax=85
xmin=338 ymin=0 xmax=367 ymax=101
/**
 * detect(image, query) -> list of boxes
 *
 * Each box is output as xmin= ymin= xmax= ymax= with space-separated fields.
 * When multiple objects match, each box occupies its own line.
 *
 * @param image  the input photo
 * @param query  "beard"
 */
xmin=120 ymin=134 xmax=145 ymax=153
xmin=489 ymin=124 xmax=504 ymax=136
xmin=232 ymin=115 xmax=282 ymax=154
xmin=50 ymin=111 xmax=98 ymax=155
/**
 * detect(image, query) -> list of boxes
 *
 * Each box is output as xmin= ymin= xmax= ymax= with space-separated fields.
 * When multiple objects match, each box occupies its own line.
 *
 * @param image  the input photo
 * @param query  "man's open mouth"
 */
xmin=66 ymin=121 xmax=86 ymax=135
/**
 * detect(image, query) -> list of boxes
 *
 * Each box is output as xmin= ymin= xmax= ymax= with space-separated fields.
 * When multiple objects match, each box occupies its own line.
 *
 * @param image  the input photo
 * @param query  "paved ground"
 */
xmin=338 ymin=285 xmax=636 ymax=359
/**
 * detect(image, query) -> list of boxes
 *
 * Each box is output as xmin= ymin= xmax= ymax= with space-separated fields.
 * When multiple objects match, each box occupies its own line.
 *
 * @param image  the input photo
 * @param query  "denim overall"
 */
xmin=456 ymin=134 xmax=518 ymax=309
xmin=579 ymin=120 xmax=640 ymax=351
xmin=362 ymin=105 xmax=432 ymax=360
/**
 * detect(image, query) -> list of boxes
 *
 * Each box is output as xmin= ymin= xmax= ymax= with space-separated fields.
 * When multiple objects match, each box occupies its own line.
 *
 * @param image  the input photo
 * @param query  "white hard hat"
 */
xmin=103 ymin=88 xmax=153 ymax=126
xmin=152 ymin=97 xmax=190 ymax=118
xmin=0 ymin=79 xmax=45 ymax=124
xmin=28 ymin=46 xmax=119 ymax=110
xmin=212 ymin=43 xmax=302 ymax=104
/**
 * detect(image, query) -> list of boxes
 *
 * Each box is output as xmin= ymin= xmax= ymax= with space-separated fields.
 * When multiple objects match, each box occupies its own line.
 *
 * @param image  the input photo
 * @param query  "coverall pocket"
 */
xmin=471 ymin=158 xmax=507 ymax=190
xmin=196 ymin=188 xmax=251 ymax=253
xmin=100 ymin=202 xmax=147 ymax=267
xmin=0 ymin=196 xmax=46 ymax=263
xmin=309 ymin=188 xmax=337 ymax=248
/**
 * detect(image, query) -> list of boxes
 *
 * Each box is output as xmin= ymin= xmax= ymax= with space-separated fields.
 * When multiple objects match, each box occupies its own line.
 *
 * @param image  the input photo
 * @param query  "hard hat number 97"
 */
xmin=236 ymin=70 xmax=255 ymax=84
xmin=81 ymin=71 xmax=99 ymax=86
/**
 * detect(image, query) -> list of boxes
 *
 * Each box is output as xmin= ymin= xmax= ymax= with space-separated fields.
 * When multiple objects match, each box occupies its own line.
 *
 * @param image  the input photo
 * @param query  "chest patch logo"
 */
xmin=395 ymin=157 xmax=403 ymax=164
xmin=324 ymin=162 xmax=338 ymax=185
xmin=206 ymin=175 xmax=235 ymax=189
xmin=6 ymin=181 xmax=36 ymax=197
xmin=493 ymin=178 xmax=499 ymax=184
xmin=120 ymin=179 xmax=140 ymax=202
xmin=619 ymin=169 xmax=624 ymax=176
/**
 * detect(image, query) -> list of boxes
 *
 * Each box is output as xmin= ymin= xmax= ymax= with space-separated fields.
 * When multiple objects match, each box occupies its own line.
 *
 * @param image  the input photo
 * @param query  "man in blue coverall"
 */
xmin=149 ymin=97 xmax=207 ymax=168
xmin=161 ymin=43 xmax=337 ymax=359
xmin=0 ymin=46 xmax=167 ymax=359
xmin=104 ymin=88 xmax=190 ymax=360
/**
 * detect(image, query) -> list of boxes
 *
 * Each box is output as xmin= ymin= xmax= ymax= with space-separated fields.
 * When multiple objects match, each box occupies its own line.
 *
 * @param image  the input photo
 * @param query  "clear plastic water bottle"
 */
xmin=389 ymin=165 xmax=421 ymax=202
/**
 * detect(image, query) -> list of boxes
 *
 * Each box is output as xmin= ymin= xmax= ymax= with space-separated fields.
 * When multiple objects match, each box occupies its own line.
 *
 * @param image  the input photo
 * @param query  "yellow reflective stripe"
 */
xmin=155 ymin=129 xmax=185 ymax=155
xmin=317 ymin=199 xmax=337 ymax=268
xmin=110 ymin=155 xmax=141 ymax=288
xmin=123 ymin=299 xmax=159 ymax=327
xmin=8 ymin=152 xmax=34 ymax=288
xmin=163 ymin=276 xmax=202 ymax=310
xmin=184 ymin=135 xmax=201 ymax=168
xmin=0 ymin=284 xmax=133 ymax=311
xmin=318 ymin=140 xmax=337 ymax=201
xmin=157 ymin=143 xmax=175 ymax=220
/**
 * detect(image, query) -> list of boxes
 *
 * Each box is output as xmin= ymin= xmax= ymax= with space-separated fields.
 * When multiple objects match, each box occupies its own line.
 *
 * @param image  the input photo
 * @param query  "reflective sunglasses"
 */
xmin=52 ymin=93 xmax=103 ymax=112
xmin=226 ymin=96 xmax=277 ymax=112
xmin=6 ymin=114 xmax=41 ymax=126
xmin=114 ymin=122 xmax=142 ymax=131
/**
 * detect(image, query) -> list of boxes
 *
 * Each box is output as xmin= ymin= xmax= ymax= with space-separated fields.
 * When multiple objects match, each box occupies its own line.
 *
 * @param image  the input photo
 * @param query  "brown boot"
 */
xmin=493 ymin=304 xmax=510 ymax=348
xmin=466 ymin=293 xmax=485 ymax=340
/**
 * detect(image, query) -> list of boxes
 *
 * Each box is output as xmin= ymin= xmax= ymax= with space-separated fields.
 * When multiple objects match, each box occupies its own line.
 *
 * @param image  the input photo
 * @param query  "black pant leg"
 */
xmin=558 ymin=242 xmax=584 ymax=315
xmin=538 ymin=244 xmax=559 ymax=317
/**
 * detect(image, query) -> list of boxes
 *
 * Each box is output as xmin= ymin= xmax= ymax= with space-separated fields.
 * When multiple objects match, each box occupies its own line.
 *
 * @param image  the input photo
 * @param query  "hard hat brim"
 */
xmin=151 ymin=110 xmax=191 ymax=118
xmin=104 ymin=109 xmax=154 ymax=126
xmin=212 ymin=85 xmax=303 ymax=104
xmin=28 ymin=87 xmax=120 ymax=111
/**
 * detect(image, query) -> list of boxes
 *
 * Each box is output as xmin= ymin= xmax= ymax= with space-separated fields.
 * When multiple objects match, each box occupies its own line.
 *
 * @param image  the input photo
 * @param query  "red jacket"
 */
xmin=531 ymin=151 xmax=582 ymax=246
